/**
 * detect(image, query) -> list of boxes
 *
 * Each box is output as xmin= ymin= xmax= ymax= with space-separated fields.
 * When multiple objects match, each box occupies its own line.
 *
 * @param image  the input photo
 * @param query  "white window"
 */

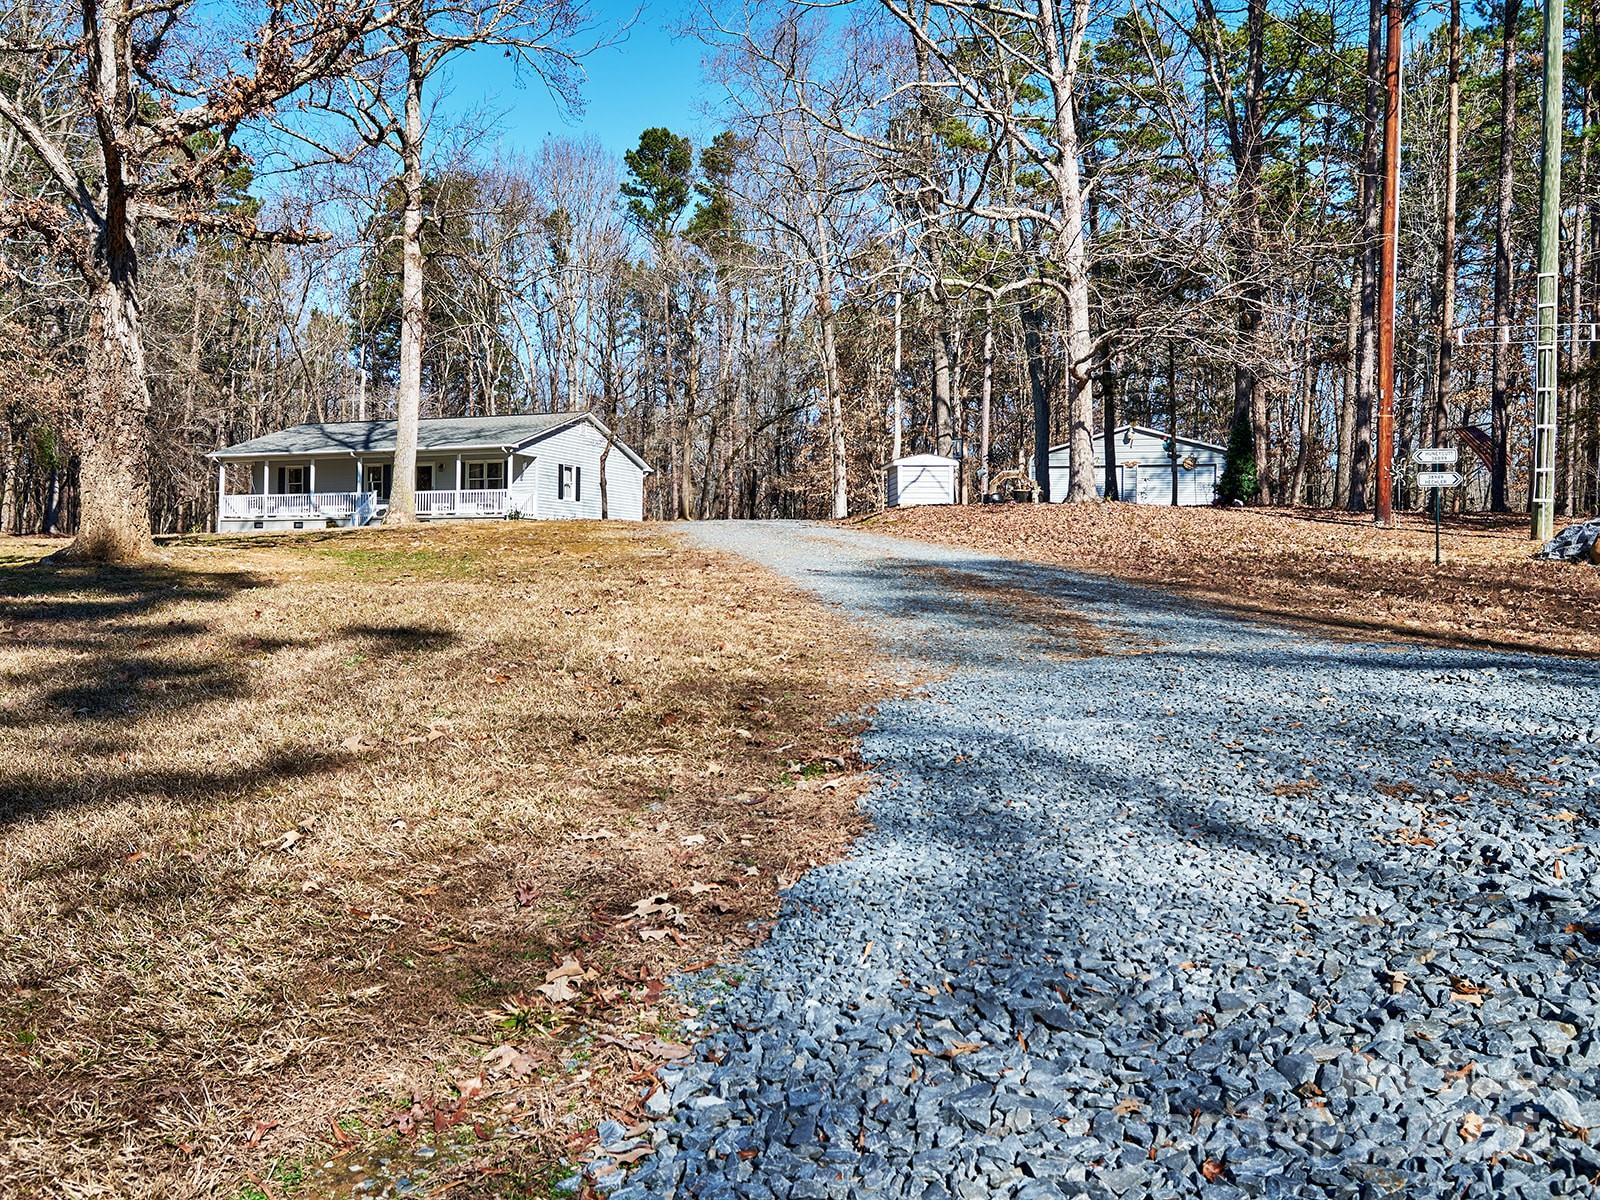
xmin=557 ymin=464 xmax=582 ymax=501
xmin=277 ymin=465 xmax=306 ymax=494
xmin=466 ymin=461 xmax=505 ymax=489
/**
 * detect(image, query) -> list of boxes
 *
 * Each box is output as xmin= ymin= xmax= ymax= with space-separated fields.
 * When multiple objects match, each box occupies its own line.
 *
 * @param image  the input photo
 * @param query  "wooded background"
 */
xmin=2 ymin=0 xmax=1596 ymax=535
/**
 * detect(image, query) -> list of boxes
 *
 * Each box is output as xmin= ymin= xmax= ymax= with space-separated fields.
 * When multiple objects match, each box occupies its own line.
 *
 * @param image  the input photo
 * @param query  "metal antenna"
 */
xmin=1532 ymin=0 xmax=1564 ymax=542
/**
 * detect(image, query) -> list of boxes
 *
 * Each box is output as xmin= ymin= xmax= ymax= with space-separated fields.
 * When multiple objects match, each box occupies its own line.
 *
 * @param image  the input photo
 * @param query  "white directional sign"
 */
xmin=1413 ymin=447 xmax=1459 ymax=465
xmin=1416 ymin=470 xmax=1464 ymax=489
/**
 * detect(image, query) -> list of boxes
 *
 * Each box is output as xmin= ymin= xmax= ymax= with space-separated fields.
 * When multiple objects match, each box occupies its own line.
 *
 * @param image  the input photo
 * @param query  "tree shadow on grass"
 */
xmin=0 ymin=555 xmax=460 ymax=825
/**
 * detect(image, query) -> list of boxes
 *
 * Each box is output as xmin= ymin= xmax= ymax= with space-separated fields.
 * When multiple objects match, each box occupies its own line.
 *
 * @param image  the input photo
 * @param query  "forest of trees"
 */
xmin=2 ymin=0 xmax=1597 ymax=555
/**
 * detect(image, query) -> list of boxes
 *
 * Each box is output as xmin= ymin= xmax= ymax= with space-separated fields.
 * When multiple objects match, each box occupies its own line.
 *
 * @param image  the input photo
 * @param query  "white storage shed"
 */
xmin=1048 ymin=426 xmax=1226 ymax=506
xmin=886 ymin=454 xmax=958 ymax=508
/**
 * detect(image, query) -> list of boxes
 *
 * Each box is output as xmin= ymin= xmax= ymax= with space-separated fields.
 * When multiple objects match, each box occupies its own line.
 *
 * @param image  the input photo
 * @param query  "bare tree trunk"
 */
xmin=979 ymin=298 xmax=994 ymax=497
xmin=1022 ymin=301 xmax=1053 ymax=499
xmin=1490 ymin=0 xmax=1522 ymax=511
xmin=1433 ymin=0 xmax=1462 ymax=456
xmin=1229 ymin=0 xmax=1271 ymax=502
xmin=61 ymin=276 xmax=155 ymax=561
xmin=1101 ymin=343 xmax=1120 ymax=500
xmin=1041 ymin=0 xmax=1097 ymax=503
xmin=891 ymin=289 xmax=904 ymax=460
xmin=1335 ymin=276 xmax=1359 ymax=506
xmin=681 ymin=331 xmax=699 ymax=520
xmin=1349 ymin=0 xmax=1383 ymax=512
xmin=386 ymin=45 xmax=425 ymax=526
xmin=931 ymin=322 xmax=955 ymax=454
xmin=814 ymin=213 xmax=849 ymax=519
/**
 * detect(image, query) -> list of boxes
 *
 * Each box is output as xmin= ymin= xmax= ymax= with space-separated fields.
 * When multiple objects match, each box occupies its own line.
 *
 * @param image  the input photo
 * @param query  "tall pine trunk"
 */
xmin=1335 ymin=275 xmax=1359 ymax=507
xmin=1349 ymin=0 xmax=1384 ymax=511
xmin=1490 ymin=0 xmax=1522 ymax=511
xmin=1432 ymin=0 xmax=1463 ymax=454
xmin=1227 ymin=0 xmax=1271 ymax=503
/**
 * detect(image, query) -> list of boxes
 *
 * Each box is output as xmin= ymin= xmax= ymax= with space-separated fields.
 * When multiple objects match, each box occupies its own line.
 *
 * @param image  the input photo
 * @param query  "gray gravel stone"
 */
xmin=618 ymin=522 xmax=1600 ymax=1200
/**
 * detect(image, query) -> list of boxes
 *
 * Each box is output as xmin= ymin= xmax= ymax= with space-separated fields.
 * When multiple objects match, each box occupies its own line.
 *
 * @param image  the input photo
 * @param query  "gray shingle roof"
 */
xmin=212 ymin=412 xmax=585 ymax=459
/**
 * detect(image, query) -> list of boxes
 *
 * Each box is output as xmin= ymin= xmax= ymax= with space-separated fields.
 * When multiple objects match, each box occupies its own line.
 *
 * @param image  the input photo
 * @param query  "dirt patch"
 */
xmin=863 ymin=505 xmax=1600 ymax=658
xmin=0 ymin=523 xmax=888 ymax=1199
xmin=921 ymin=566 xmax=1149 ymax=660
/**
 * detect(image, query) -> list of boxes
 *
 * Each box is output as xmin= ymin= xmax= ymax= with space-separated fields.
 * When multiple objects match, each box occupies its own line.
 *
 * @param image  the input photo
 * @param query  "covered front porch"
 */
xmin=216 ymin=450 xmax=531 ymax=533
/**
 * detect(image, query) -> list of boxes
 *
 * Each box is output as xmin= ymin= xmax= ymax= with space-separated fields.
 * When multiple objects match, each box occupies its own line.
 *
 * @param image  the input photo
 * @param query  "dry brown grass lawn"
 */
xmin=863 ymin=504 xmax=1600 ymax=657
xmin=0 ymin=522 xmax=883 ymax=1200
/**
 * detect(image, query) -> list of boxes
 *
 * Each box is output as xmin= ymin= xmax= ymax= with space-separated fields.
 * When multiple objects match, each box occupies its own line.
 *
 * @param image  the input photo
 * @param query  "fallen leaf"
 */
xmin=687 ymin=881 xmax=720 ymax=895
xmin=537 ymin=955 xmax=589 ymax=1003
xmin=638 ymin=928 xmax=671 ymax=942
xmin=628 ymin=893 xmax=677 ymax=920
xmin=680 ymin=834 xmax=707 ymax=848
xmin=263 ymin=829 xmax=302 ymax=852
xmin=571 ymin=827 xmax=618 ymax=842
xmin=484 ymin=1044 xmax=537 ymax=1077
xmin=1202 ymin=1159 xmax=1226 ymax=1183
xmin=1450 ymin=980 xmax=1489 ymax=1007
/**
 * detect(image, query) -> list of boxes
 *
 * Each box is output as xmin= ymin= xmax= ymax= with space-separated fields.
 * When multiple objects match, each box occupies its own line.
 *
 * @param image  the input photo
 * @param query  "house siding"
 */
xmin=1048 ymin=428 xmax=1225 ymax=506
xmin=523 ymin=418 xmax=646 ymax=521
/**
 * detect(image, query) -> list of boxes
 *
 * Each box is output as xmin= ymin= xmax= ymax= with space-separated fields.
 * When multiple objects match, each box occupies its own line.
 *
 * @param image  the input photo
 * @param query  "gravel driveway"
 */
xmin=614 ymin=521 xmax=1600 ymax=1200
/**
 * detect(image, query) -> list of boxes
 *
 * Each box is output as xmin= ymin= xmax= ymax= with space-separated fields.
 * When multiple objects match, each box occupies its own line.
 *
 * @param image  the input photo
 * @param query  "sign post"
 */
xmin=1412 ymin=447 xmax=1462 ymax=565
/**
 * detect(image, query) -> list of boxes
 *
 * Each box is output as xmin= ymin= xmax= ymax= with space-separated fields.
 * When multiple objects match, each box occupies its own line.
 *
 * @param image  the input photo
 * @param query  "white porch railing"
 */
xmin=415 ymin=489 xmax=512 ymax=517
xmin=222 ymin=492 xmax=367 ymax=520
xmin=222 ymin=489 xmax=513 ymax=523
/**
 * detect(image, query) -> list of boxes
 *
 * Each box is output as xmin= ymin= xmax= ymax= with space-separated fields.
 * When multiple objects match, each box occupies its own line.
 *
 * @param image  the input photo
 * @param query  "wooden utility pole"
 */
xmin=1375 ymin=0 xmax=1403 ymax=527
xmin=1532 ymin=0 xmax=1565 ymax=541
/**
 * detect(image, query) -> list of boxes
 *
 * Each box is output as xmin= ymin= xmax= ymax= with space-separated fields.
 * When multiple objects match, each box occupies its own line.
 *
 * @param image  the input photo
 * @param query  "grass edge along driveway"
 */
xmin=0 ymin=522 xmax=888 ymax=1200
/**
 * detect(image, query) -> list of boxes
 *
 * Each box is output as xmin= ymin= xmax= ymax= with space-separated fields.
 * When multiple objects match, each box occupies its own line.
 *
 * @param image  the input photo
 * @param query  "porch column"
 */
xmin=455 ymin=453 xmax=462 ymax=497
xmin=216 ymin=462 xmax=226 ymax=532
xmin=308 ymin=458 xmax=317 ymax=493
xmin=262 ymin=459 xmax=271 ymax=494
xmin=355 ymin=456 xmax=364 ymax=492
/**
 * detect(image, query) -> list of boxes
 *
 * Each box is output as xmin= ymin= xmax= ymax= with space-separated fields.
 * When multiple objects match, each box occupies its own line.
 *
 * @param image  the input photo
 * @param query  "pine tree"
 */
xmin=1219 ymin=408 xmax=1261 ymax=503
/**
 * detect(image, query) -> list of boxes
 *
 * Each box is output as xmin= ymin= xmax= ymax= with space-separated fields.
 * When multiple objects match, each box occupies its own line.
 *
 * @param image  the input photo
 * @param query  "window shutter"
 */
xmin=557 ymin=466 xmax=565 ymax=499
xmin=575 ymin=467 xmax=582 ymax=501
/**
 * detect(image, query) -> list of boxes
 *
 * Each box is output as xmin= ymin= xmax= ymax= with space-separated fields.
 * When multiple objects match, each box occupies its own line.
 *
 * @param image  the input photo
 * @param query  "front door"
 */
xmin=416 ymin=465 xmax=434 ymax=491
xmin=365 ymin=464 xmax=393 ymax=499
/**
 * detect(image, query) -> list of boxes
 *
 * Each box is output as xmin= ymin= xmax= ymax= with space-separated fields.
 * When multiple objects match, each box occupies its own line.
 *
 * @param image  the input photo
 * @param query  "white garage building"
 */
xmin=1049 ymin=426 xmax=1225 ymax=506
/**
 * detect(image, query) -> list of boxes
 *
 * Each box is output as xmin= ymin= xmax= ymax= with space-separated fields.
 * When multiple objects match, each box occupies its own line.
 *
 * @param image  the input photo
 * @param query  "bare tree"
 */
xmin=0 ymin=0 xmax=393 ymax=561
xmin=319 ymin=0 xmax=599 ymax=522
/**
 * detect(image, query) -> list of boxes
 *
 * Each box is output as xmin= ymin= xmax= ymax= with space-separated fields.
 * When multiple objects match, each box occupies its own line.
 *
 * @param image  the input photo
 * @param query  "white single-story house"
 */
xmin=886 ymin=454 xmax=959 ymax=508
xmin=1048 ymin=425 xmax=1226 ymax=506
xmin=209 ymin=411 xmax=650 ymax=533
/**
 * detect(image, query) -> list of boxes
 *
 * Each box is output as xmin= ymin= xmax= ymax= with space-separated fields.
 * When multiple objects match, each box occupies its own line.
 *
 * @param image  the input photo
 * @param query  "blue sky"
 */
xmin=445 ymin=0 xmax=717 ymax=161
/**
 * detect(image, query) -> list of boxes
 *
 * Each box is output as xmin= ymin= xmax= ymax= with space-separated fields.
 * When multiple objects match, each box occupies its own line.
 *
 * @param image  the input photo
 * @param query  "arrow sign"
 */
xmin=1416 ymin=470 xmax=1464 ymax=488
xmin=1413 ymin=446 xmax=1459 ymax=465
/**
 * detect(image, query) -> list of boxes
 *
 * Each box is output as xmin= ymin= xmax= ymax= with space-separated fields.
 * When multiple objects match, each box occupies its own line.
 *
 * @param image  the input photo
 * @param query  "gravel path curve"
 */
xmin=614 ymin=521 xmax=1600 ymax=1200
